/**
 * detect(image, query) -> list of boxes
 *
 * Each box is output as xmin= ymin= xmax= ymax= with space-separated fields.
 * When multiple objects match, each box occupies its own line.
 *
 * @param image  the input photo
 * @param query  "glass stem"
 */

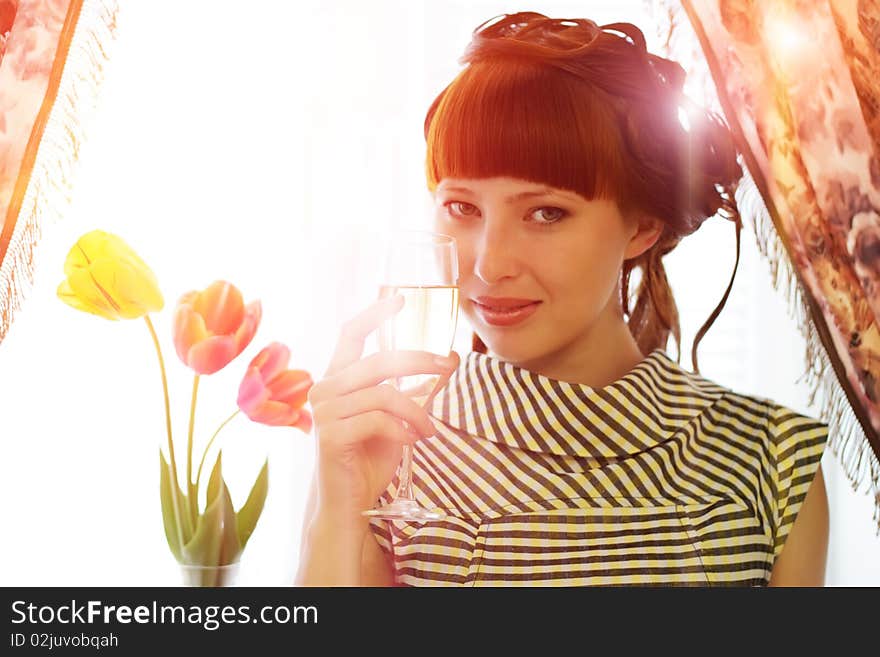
xmin=394 ymin=444 xmax=416 ymax=501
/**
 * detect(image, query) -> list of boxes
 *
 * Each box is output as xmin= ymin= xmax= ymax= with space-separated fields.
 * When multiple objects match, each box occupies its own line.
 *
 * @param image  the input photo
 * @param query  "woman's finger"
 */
xmin=319 ymin=349 xmax=457 ymax=399
xmin=328 ymin=410 xmax=424 ymax=448
xmin=420 ymin=349 xmax=461 ymax=408
xmin=325 ymin=383 xmax=437 ymax=437
xmin=323 ymin=293 xmax=405 ymax=378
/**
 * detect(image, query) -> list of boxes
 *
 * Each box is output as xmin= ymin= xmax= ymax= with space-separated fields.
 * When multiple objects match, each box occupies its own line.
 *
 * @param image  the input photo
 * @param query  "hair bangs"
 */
xmin=424 ymin=60 xmax=628 ymax=204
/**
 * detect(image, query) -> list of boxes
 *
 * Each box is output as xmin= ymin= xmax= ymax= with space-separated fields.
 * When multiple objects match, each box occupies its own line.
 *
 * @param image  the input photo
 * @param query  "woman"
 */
xmin=296 ymin=12 xmax=829 ymax=586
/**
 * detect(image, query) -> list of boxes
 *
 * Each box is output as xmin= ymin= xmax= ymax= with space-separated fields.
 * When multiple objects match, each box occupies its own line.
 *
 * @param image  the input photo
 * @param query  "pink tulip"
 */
xmin=237 ymin=342 xmax=313 ymax=431
xmin=173 ymin=281 xmax=261 ymax=375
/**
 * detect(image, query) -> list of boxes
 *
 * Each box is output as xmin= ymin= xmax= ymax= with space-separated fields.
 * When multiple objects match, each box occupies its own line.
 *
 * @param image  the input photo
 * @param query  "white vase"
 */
xmin=179 ymin=562 xmax=240 ymax=587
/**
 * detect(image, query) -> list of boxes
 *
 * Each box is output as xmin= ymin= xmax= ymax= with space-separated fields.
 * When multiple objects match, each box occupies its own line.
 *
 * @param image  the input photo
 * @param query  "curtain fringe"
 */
xmin=649 ymin=0 xmax=880 ymax=532
xmin=0 ymin=0 xmax=119 ymax=346
xmin=739 ymin=170 xmax=880 ymax=532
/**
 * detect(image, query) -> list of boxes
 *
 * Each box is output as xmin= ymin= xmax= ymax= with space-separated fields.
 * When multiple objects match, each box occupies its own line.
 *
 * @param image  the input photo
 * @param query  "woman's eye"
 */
xmin=444 ymin=201 xmax=479 ymax=218
xmin=529 ymin=207 xmax=567 ymax=225
xmin=442 ymin=201 xmax=567 ymax=226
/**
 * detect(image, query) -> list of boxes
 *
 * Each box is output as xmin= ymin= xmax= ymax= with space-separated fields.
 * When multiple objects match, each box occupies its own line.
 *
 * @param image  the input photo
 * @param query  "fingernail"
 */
xmin=434 ymin=354 xmax=456 ymax=369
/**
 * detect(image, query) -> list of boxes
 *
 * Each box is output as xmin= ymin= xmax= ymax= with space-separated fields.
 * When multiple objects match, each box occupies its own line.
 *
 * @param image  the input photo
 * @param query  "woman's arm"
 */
xmin=360 ymin=526 xmax=396 ymax=586
xmin=768 ymin=464 xmax=829 ymax=586
xmin=295 ymin=474 xmax=395 ymax=586
xmin=293 ymin=296 xmax=456 ymax=587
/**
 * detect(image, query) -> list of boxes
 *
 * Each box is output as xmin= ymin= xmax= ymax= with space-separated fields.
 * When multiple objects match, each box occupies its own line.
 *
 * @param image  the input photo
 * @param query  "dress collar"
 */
xmin=428 ymin=348 xmax=726 ymax=459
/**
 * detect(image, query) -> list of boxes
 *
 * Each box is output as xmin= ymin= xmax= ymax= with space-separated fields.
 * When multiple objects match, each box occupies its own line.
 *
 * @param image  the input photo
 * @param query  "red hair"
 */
xmin=424 ymin=12 xmax=743 ymax=372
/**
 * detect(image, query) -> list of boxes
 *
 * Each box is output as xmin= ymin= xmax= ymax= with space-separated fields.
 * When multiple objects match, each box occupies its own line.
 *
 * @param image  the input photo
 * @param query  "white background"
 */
xmin=0 ymin=0 xmax=877 ymax=585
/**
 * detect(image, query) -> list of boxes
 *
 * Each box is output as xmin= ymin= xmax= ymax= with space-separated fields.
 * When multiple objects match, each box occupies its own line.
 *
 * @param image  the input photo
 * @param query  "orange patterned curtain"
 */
xmin=659 ymin=0 xmax=880 ymax=526
xmin=0 ymin=0 xmax=117 ymax=344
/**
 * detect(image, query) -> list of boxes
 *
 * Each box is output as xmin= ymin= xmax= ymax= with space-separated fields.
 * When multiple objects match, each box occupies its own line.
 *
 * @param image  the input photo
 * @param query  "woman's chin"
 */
xmin=480 ymin=339 xmax=537 ymax=364
xmin=467 ymin=310 xmax=549 ymax=363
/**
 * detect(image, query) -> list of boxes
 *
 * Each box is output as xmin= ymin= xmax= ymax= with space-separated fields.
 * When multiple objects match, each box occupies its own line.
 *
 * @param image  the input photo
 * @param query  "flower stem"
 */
xmin=144 ymin=316 xmax=191 ymax=542
xmin=144 ymin=317 xmax=177 ymax=478
xmin=186 ymin=374 xmax=201 ymax=526
xmin=195 ymin=409 xmax=241 ymax=497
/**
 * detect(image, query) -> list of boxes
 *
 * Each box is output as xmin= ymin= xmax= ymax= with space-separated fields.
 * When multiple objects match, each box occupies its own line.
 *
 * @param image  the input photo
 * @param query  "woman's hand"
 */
xmin=307 ymin=293 xmax=460 ymax=522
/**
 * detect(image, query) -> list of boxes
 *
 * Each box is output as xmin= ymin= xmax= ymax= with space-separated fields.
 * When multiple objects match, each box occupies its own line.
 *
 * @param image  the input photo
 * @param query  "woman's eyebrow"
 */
xmin=440 ymin=186 xmax=578 ymax=204
xmin=505 ymin=189 xmax=575 ymax=203
xmin=438 ymin=185 xmax=478 ymax=196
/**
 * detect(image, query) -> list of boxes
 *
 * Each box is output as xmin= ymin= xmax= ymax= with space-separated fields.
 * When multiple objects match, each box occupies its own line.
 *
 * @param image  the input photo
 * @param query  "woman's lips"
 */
xmin=473 ymin=300 xmax=541 ymax=327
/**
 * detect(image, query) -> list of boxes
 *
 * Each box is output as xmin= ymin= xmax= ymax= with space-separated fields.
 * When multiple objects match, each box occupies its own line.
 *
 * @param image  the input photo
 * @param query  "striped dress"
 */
xmin=368 ymin=348 xmax=828 ymax=586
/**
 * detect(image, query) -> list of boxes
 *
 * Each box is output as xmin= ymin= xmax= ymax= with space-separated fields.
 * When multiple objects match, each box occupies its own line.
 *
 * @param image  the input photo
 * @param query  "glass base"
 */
xmin=362 ymin=498 xmax=444 ymax=522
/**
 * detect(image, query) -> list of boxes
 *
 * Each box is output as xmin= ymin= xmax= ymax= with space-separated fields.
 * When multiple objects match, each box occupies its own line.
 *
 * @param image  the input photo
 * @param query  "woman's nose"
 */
xmin=473 ymin=224 xmax=520 ymax=284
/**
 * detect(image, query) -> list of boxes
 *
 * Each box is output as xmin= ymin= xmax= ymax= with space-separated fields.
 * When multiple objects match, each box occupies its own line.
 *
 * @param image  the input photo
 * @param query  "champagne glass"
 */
xmin=362 ymin=230 xmax=459 ymax=522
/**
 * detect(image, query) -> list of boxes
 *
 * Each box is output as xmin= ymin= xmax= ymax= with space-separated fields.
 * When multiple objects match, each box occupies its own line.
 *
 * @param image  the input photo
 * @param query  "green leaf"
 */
xmin=186 ymin=479 xmax=199 ymax=532
xmin=159 ymin=451 xmax=186 ymax=562
xmin=236 ymin=458 xmax=269 ymax=550
xmin=181 ymin=475 xmax=242 ymax=567
xmin=206 ymin=450 xmax=223 ymax=510
xmin=159 ymin=452 xmax=195 ymax=547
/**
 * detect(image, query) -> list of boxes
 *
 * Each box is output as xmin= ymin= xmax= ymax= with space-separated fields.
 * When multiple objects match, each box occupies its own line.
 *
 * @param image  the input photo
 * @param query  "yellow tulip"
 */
xmin=57 ymin=230 xmax=164 ymax=320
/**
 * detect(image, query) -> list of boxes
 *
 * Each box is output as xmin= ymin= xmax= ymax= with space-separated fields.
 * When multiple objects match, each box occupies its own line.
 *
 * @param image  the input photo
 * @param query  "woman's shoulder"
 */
xmin=663 ymin=353 xmax=829 ymax=452
xmin=675 ymin=354 xmax=826 ymax=424
xmin=429 ymin=347 xmax=828 ymax=450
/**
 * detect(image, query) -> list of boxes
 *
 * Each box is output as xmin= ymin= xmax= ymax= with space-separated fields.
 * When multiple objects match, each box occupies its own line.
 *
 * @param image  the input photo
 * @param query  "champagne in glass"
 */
xmin=363 ymin=231 xmax=459 ymax=522
xmin=377 ymin=284 xmax=459 ymax=405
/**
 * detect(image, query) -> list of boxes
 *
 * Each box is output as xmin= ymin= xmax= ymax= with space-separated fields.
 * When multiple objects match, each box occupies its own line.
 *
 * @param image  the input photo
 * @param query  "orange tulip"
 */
xmin=237 ymin=342 xmax=313 ymax=431
xmin=173 ymin=281 xmax=261 ymax=375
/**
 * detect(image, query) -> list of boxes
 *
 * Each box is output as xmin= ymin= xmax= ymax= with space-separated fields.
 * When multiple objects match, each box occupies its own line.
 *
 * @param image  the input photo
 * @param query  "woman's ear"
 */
xmin=624 ymin=213 xmax=664 ymax=260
